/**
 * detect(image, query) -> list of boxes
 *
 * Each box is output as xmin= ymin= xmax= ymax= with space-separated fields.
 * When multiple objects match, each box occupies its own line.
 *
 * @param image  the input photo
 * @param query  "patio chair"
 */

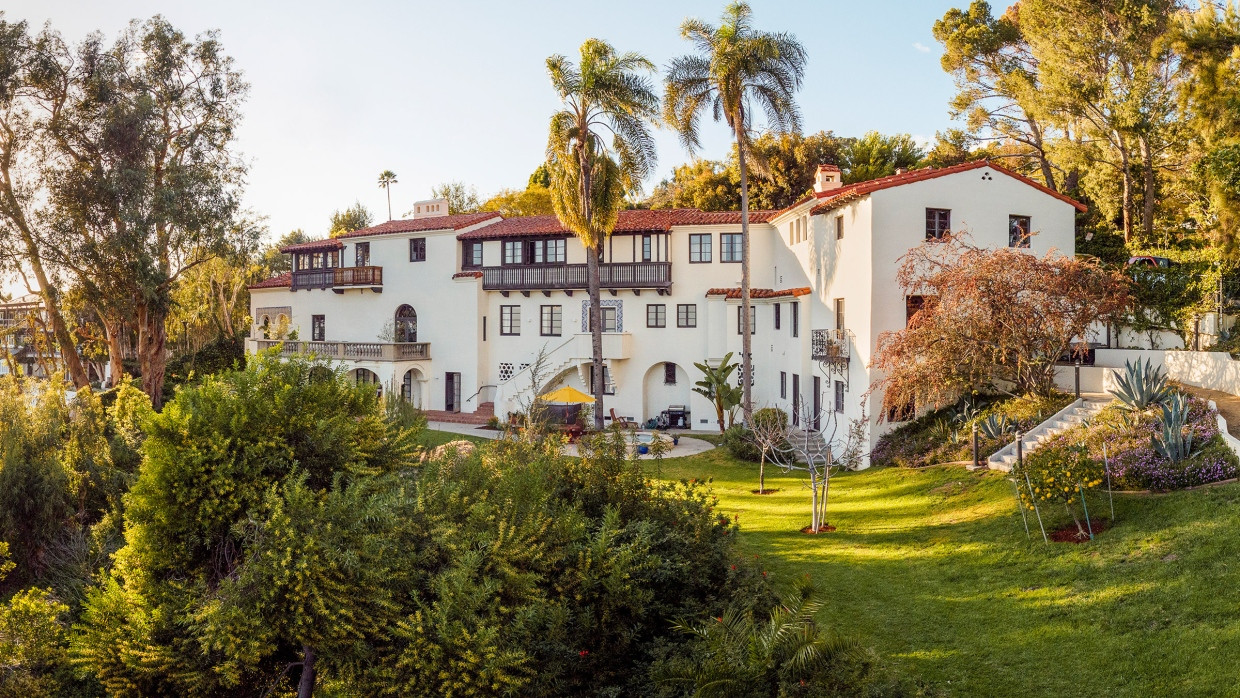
xmin=610 ymin=408 xmax=637 ymax=429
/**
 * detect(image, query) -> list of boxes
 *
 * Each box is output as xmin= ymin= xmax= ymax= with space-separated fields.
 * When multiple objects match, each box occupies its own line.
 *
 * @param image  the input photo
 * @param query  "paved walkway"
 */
xmin=426 ymin=421 xmax=716 ymax=459
xmin=1177 ymin=385 xmax=1240 ymax=438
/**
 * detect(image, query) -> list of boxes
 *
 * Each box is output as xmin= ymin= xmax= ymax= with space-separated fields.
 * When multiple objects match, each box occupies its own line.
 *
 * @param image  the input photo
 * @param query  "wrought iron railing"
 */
xmin=811 ymin=328 xmax=852 ymax=362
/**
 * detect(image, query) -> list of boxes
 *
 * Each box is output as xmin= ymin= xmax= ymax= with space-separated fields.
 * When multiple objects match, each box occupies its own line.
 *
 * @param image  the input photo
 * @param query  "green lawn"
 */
xmin=658 ymin=447 xmax=1240 ymax=697
xmin=422 ymin=428 xmax=491 ymax=449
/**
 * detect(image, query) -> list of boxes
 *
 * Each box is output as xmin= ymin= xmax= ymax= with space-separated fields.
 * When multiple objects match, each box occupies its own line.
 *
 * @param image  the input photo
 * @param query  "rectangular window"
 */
xmin=664 ymin=361 xmax=677 ymax=385
xmin=1009 ymin=215 xmax=1031 ymax=248
xmin=677 ymin=304 xmax=697 ymax=328
xmin=311 ymin=315 xmax=325 ymax=341
xmin=500 ymin=305 xmax=520 ymax=335
xmin=792 ymin=374 xmax=801 ymax=426
xmin=774 ymin=303 xmax=781 ymax=330
xmin=463 ymin=241 xmax=483 ymax=268
xmin=926 ymin=208 xmax=951 ymax=241
xmin=689 ymin=233 xmax=712 ymax=263
xmin=588 ymin=306 xmax=619 ymax=333
xmin=836 ymin=215 xmax=844 ymax=240
xmin=907 ymin=295 xmax=928 ymax=325
xmin=590 ymin=365 xmax=615 ymax=395
xmin=642 ymin=234 xmax=652 ymax=262
xmin=502 ymin=241 xmax=523 ymax=265
xmin=647 ymin=303 xmax=666 ymax=328
xmin=835 ymin=298 xmax=845 ymax=331
xmin=791 ymin=302 xmax=800 ymax=337
xmin=409 ymin=237 xmax=426 ymax=262
xmin=355 ymin=242 xmax=370 ymax=267
xmin=780 ymin=371 xmax=787 ymax=399
xmin=721 ymin=232 xmax=743 ymax=262
xmin=482 ymin=316 xmax=486 ymax=341
xmin=736 ymin=305 xmax=756 ymax=335
xmin=835 ymin=380 xmax=845 ymax=413
xmin=539 ymin=305 xmax=561 ymax=336
xmin=532 ymin=238 xmax=566 ymax=264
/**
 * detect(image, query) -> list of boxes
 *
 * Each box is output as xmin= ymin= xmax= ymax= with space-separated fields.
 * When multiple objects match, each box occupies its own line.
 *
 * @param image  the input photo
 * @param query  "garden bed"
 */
xmin=1036 ymin=397 xmax=1239 ymax=491
xmin=872 ymin=392 xmax=1076 ymax=468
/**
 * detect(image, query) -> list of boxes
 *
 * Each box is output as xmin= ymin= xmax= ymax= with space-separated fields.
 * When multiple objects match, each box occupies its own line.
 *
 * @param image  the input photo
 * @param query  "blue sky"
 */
xmin=9 ymin=0 xmax=968 ymax=245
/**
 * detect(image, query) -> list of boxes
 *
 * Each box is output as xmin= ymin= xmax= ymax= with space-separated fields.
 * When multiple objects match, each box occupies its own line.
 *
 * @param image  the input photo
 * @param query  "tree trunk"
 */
xmin=297 ymin=645 xmax=316 ymax=698
xmin=1119 ymin=135 xmax=1133 ymax=243
xmin=1029 ymin=119 xmax=1057 ymax=192
xmin=1139 ymin=134 xmax=1156 ymax=243
xmin=15 ymin=239 xmax=90 ymax=388
xmin=587 ymin=243 xmax=605 ymax=430
xmin=136 ymin=302 xmax=168 ymax=409
xmin=759 ymin=455 xmax=765 ymax=495
xmin=103 ymin=318 xmax=125 ymax=389
xmin=736 ymin=127 xmax=754 ymax=426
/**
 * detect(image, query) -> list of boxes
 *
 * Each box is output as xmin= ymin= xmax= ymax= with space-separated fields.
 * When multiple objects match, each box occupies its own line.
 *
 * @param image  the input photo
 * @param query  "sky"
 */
xmin=7 ymin=0 xmax=968 ymax=247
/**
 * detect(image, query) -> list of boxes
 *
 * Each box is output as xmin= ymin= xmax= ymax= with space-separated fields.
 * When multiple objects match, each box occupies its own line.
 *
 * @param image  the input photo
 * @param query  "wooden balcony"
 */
xmin=291 ymin=266 xmax=383 ymax=292
xmin=480 ymin=262 xmax=671 ymax=291
xmin=249 ymin=339 xmax=429 ymax=361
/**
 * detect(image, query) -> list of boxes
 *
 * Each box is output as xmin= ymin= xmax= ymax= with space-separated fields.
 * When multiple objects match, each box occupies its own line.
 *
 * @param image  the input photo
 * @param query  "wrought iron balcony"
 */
xmin=811 ymin=328 xmax=852 ymax=363
xmin=481 ymin=262 xmax=671 ymax=291
xmin=291 ymin=266 xmax=383 ymax=291
xmin=249 ymin=339 xmax=428 ymax=361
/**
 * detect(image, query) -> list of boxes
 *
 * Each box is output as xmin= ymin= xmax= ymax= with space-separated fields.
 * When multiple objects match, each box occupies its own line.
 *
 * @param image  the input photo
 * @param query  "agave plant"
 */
xmin=952 ymin=399 xmax=982 ymax=426
xmin=929 ymin=417 xmax=958 ymax=444
xmin=1152 ymin=392 xmax=1199 ymax=463
xmin=1109 ymin=358 xmax=1171 ymax=411
xmin=979 ymin=413 xmax=1016 ymax=439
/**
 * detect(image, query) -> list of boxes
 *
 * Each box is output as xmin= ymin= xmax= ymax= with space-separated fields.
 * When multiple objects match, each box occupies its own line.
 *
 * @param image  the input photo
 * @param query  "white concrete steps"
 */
xmin=987 ymin=397 xmax=1109 ymax=471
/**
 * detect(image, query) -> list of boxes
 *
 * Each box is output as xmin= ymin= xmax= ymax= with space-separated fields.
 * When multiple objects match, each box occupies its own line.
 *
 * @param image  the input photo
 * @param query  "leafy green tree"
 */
xmin=648 ymin=160 xmax=741 ymax=211
xmin=329 ymin=200 xmax=374 ymax=237
xmin=693 ymin=352 xmax=743 ymax=433
xmin=429 ymin=181 xmax=481 ymax=214
xmin=71 ymin=354 xmax=421 ymax=697
xmin=839 ymin=131 xmax=924 ymax=183
xmin=481 ymin=183 xmax=555 ymax=216
xmin=378 ymin=169 xmax=398 ymax=220
xmin=665 ymin=1 xmax=807 ymax=424
xmin=529 ymin=163 xmax=552 ymax=188
xmin=0 ymin=542 xmax=71 ymax=696
xmin=546 ymin=39 xmax=659 ymax=430
xmin=260 ymin=229 xmax=311 ymax=275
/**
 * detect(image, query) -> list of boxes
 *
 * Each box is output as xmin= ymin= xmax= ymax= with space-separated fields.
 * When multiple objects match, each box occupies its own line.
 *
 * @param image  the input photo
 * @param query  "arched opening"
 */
xmin=643 ymin=362 xmax=691 ymax=427
xmin=395 ymin=304 xmax=417 ymax=343
xmin=351 ymin=368 xmax=382 ymax=397
xmin=401 ymin=368 xmax=424 ymax=408
xmin=260 ymin=315 xmax=271 ymax=339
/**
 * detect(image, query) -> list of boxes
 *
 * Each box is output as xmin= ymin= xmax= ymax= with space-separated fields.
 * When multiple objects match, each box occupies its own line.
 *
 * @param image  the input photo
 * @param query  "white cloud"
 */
xmin=913 ymin=42 xmax=931 ymax=53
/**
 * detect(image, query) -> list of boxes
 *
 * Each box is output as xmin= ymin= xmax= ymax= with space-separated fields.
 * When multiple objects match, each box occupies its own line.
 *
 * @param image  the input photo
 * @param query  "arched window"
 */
xmin=395 ymin=304 xmax=418 ymax=343
xmin=354 ymin=368 xmax=382 ymax=397
xmin=260 ymin=315 xmax=271 ymax=339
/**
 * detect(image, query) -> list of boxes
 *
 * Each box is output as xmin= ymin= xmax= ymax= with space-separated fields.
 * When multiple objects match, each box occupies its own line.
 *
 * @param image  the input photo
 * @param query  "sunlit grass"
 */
xmin=658 ymin=447 xmax=1240 ymax=697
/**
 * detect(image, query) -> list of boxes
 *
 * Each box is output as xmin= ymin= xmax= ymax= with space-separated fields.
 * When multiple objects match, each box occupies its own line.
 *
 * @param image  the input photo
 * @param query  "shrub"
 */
xmin=724 ymin=424 xmax=762 ymax=462
xmin=1012 ymin=444 xmax=1104 ymax=538
xmin=753 ymin=407 xmax=788 ymax=432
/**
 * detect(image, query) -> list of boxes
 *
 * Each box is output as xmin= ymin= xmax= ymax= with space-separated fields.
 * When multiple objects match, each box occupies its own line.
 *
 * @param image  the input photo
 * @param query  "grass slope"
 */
xmin=660 ymin=448 xmax=1240 ymax=697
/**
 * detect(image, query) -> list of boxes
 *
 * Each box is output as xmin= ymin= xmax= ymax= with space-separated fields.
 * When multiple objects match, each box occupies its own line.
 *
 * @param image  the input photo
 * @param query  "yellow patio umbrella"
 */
xmin=538 ymin=386 xmax=595 ymax=404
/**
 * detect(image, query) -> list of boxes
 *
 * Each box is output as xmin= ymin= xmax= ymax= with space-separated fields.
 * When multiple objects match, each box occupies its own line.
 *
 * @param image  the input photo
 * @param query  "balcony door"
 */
xmin=395 ymin=304 xmax=417 ymax=342
xmin=355 ymin=242 xmax=370 ymax=267
xmin=445 ymin=372 xmax=461 ymax=412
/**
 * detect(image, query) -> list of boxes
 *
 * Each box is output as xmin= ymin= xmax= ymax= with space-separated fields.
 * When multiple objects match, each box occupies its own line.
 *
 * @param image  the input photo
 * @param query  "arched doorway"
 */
xmin=643 ymin=362 xmax=691 ymax=427
xmin=395 ymin=305 xmax=417 ymax=342
xmin=259 ymin=315 xmax=271 ymax=339
xmin=401 ymin=368 xmax=424 ymax=408
xmin=352 ymin=368 xmax=382 ymax=397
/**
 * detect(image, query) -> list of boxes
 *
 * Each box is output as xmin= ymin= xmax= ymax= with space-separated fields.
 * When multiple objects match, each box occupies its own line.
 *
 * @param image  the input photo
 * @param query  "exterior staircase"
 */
xmin=987 ymin=397 xmax=1109 ymax=471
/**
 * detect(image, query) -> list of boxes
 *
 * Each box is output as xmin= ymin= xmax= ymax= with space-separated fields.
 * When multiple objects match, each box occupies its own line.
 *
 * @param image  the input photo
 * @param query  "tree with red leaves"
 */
xmin=872 ymin=235 xmax=1129 ymax=416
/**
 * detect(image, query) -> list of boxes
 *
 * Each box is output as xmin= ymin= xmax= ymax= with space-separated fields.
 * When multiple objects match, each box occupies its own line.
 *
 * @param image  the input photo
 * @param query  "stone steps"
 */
xmin=988 ymin=398 xmax=1109 ymax=470
xmin=424 ymin=409 xmax=493 ymax=425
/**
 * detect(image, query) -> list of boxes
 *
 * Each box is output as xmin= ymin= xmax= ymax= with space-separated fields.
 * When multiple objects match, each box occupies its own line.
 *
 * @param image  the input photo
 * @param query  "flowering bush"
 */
xmin=1012 ymin=444 xmax=1104 ymax=538
xmin=1038 ymin=395 xmax=1238 ymax=491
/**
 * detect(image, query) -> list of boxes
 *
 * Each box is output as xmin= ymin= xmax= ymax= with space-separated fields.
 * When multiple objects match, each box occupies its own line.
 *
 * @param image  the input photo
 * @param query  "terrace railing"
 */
xmin=249 ymin=339 xmax=428 ymax=361
xmin=481 ymin=262 xmax=670 ymax=291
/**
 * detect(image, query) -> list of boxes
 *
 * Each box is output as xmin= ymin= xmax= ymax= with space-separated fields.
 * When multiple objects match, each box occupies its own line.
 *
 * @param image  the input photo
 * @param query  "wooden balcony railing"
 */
xmin=481 ymin=262 xmax=671 ymax=291
xmin=250 ymin=339 xmax=429 ymax=361
xmin=291 ymin=266 xmax=383 ymax=291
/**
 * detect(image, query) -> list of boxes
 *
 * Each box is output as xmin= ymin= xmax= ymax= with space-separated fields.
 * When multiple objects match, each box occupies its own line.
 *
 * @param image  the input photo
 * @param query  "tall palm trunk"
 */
xmin=736 ymin=126 xmax=754 ymax=426
xmin=577 ymin=146 xmax=606 ymax=430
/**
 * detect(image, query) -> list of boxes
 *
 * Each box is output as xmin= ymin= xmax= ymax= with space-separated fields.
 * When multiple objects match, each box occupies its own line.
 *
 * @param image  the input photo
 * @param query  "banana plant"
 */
xmin=1109 ymin=358 xmax=1171 ymax=411
xmin=1152 ymin=392 xmax=1198 ymax=463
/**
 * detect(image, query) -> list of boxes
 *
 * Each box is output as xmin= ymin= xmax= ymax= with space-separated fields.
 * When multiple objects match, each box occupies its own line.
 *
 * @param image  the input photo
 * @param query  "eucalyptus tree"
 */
xmin=377 ymin=169 xmax=398 ymax=220
xmin=665 ymin=2 xmax=807 ymax=425
xmin=545 ymin=39 xmax=659 ymax=429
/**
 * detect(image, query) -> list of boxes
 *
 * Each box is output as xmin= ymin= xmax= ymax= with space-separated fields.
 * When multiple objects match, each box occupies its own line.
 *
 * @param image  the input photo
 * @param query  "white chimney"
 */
xmin=895 ymin=167 xmax=908 ymax=175
xmin=814 ymin=164 xmax=842 ymax=193
xmin=410 ymin=197 xmax=450 ymax=219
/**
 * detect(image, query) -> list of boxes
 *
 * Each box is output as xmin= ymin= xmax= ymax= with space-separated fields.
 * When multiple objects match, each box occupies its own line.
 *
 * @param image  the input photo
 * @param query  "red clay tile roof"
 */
xmin=802 ymin=160 xmax=1087 ymax=216
xmin=705 ymin=287 xmax=812 ymax=299
xmin=452 ymin=271 xmax=483 ymax=279
xmin=280 ymin=239 xmax=344 ymax=253
xmin=282 ymin=213 xmax=502 ymax=252
xmin=457 ymin=208 xmax=779 ymax=240
xmin=249 ymin=272 xmax=292 ymax=290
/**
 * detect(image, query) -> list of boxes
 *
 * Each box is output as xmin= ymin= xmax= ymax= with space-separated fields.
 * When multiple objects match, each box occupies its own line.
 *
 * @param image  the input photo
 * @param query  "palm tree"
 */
xmin=378 ymin=170 xmax=398 ymax=220
xmin=545 ymin=39 xmax=659 ymax=430
xmin=665 ymin=2 xmax=807 ymax=425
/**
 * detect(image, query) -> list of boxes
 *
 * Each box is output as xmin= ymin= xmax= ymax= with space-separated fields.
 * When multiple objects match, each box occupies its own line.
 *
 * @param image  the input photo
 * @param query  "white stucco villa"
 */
xmin=247 ymin=160 xmax=1083 ymax=465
